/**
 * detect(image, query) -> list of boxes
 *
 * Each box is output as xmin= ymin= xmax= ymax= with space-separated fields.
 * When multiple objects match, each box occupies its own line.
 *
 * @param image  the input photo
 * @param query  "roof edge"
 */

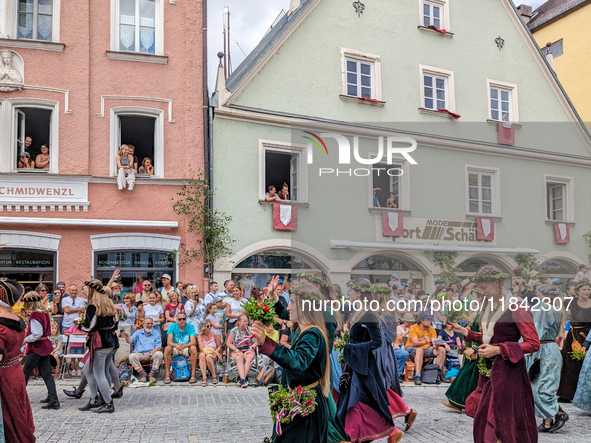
xmin=529 ymin=0 xmax=591 ymax=32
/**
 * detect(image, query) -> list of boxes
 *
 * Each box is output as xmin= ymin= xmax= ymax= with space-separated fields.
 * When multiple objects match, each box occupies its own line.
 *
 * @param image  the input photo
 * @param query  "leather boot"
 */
xmin=92 ymin=401 xmax=115 ymax=414
xmin=78 ymin=396 xmax=101 ymax=411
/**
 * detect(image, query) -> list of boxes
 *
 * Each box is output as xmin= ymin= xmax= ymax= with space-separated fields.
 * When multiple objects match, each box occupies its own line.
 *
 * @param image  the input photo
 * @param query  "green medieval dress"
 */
xmin=259 ymin=327 xmax=330 ymax=443
xmin=445 ymin=315 xmax=481 ymax=410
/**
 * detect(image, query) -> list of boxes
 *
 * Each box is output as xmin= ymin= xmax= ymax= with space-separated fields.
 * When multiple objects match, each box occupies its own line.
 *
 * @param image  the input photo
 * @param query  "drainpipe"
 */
xmin=202 ymin=0 xmax=211 ymax=279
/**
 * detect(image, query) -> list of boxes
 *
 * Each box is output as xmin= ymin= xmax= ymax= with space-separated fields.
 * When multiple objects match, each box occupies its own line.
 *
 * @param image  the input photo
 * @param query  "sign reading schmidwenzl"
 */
xmin=0 ymin=177 xmax=88 ymax=205
xmin=377 ymin=217 xmax=496 ymax=246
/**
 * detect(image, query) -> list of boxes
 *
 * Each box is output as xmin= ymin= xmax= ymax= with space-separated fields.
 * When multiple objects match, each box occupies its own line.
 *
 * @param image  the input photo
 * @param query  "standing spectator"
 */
xmin=372 ymin=187 xmax=381 ymax=207
xmin=430 ymin=280 xmax=446 ymax=299
xmin=176 ymin=282 xmax=185 ymax=298
xmin=205 ymin=303 xmax=222 ymax=339
xmin=197 ymin=319 xmax=222 ymax=386
xmin=238 ymin=273 xmax=255 ymax=298
xmin=49 ymin=286 xmax=64 ymax=332
xmin=204 ymin=281 xmax=220 ymax=305
xmin=17 ymin=152 xmax=35 ymax=169
xmin=48 ymin=321 xmax=63 ymax=372
xmin=163 ymin=312 xmax=198 ymax=384
xmin=225 ymin=286 xmax=247 ymax=333
xmin=121 ymin=318 xmax=163 ymax=382
xmin=574 ymin=264 xmax=590 ymax=283
xmin=136 ymin=279 xmax=153 ymax=304
xmin=185 ymin=286 xmax=205 ymax=331
xmin=264 ymin=185 xmax=282 ymax=202
xmin=275 ymin=279 xmax=290 ymax=306
xmin=220 ymin=280 xmax=235 ymax=300
xmin=22 ymin=292 xmax=60 ymax=409
xmin=62 ymin=284 xmax=86 ymax=332
xmin=56 ymin=281 xmax=67 ymax=295
xmin=143 ymin=293 xmax=165 ymax=334
xmin=116 ymin=144 xmax=135 ymax=191
xmin=35 ymin=143 xmax=50 ymax=170
xmin=164 ymin=290 xmax=184 ymax=330
xmin=159 ymin=274 xmax=177 ymax=303
xmin=227 ymin=314 xmax=256 ymax=388
xmin=117 ymin=292 xmax=139 ymax=327
xmin=24 ymin=135 xmax=35 ymax=157
xmin=64 ymin=318 xmax=87 ymax=373
xmin=386 ymin=192 xmax=398 ymax=208
xmin=405 ymin=312 xmax=447 ymax=385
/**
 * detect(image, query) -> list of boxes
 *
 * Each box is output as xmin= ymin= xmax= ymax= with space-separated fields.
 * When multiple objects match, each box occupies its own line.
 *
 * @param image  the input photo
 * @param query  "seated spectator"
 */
xmin=18 ymin=152 xmax=35 ymax=169
xmin=197 ymin=319 xmax=222 ymax=386
xmin=35 ymin=143 xmax=50 ymax=170
xmin=127 ymin=144 xmax=139 ymax=171
xmin=121 ymin=318 xmax=163 ymax=382
xmin=64 ymin=317 xmax=87 ymax=372
xmin=117 ymin=292 xmax=139 ymax=327
xmin=116 ymin=144 xmax=135 ymax=191
xmin=138 ymin=157 xmax=154 ymax=175
xmin=405 ymin=312 xmax=447 ymax=385
xmin=48 ymin=321 xmax=63 ymax=372
xmin=277 ymin=182 xmax=289 ymax=200
xmin=205 ymin=303 xmax=222 ymax=339
xmin=397 ymin=313 xmax=414 ymax=346
xmin=164 ymin=312 xmax=198 ymax=384
xmin=143 ymin=293 xmax=165 ymax=333
xmin=136 ymin=279 xmax=153 ymax=305
xmin=386 ymin=192 xmax=398 ymax=208
xmin=226 ymin=314 xmax=256 ymax=388
xmin=225 ymin=285 xmax=247 ymax=332
xmin=164 ymin=290 xmax=185 ymax=329
xmin=264 ymin=185 xmax=282 ymax=202
xmin=438 ymin=322 xmax=462 ymax=349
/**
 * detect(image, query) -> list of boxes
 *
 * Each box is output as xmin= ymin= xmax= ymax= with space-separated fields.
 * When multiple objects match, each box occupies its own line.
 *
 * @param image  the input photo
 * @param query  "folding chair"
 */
xmin=58 ymin=335 xmax=87 ymax=380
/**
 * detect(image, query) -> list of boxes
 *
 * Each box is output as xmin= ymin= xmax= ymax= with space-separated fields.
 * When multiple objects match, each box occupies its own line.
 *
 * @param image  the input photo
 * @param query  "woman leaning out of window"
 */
xmin=35 ymin=143 xmax=50 ymax=170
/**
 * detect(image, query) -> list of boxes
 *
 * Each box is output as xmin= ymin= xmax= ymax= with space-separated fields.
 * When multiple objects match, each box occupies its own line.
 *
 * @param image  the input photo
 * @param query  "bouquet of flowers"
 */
xmin=456 ymin=344 xmax=467 ymax=355
xmin=334 ymin=330 xmax=349 ymax=364
xmin=242 ymin=297 xmax=277 ymax=326
xmin=269 ymin=385 xmax=317 ymax=436
xmin=569 ymin=350 xmax=587 ymax=361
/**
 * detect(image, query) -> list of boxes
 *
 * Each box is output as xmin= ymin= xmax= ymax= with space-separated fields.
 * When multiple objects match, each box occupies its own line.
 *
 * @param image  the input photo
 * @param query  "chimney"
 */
xmin=517 ymin=4 xmax=533 ymax=24
xmin=288 ymin=0 xmax=301 ymax=15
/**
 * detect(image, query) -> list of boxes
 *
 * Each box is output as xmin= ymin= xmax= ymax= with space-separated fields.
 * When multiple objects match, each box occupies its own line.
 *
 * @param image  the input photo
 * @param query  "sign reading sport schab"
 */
xmin=377 ymin=218 xmax=497 ymax=246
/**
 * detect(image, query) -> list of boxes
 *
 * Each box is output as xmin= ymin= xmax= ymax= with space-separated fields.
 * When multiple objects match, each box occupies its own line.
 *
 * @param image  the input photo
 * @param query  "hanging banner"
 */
xmin=273 ymin=204 xmax=298 ymax=231
xmin=382 ymin=212 xmax=404 ymax=237
xmin=476 ymin=217 xmax=495 ymax=241
xmin=554 ymin=222 xmax=570 ymax=244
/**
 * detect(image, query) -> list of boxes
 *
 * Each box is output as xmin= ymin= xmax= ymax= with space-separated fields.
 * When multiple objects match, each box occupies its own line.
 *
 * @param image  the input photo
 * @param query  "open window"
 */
xmin=14 ymin=106 xmax=52 ymax=172
xmin=118 ymin=115 xmax=155 ymax=174
xmin=371 ymin=163 xmax=403 ymax=209
xmin=264 ymin=149 xmax=299 ymax=202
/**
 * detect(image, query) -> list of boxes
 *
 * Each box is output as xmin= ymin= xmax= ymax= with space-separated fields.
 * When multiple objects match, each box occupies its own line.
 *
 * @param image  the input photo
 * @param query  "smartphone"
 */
xmin=49 ymin=292 xmax=54 ymax=302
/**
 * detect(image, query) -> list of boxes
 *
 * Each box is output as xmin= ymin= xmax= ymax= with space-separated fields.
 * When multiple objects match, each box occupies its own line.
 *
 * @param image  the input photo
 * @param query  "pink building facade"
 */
xmin=0 ymin=0 xmax=206 ymax=293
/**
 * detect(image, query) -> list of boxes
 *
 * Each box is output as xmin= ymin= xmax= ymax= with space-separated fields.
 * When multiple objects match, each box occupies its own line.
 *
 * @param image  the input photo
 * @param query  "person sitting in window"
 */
xmin=373 ymin=187 xmax=381 ymax=207
xmin=35 ymin=143 xmax=50 ymax=170
xmin=277 ymin=182 xmax=290 ymax=200
xmin=265 ymin=185 xmax=282 ymax=202
xmin=138 ymin=157 xmax=154 ymax=175
xmin=387 ymin=192 xmax=398 ymax=208
xmin=127 ymin=144 xmax=139 ymax=171
xmin=18 ymin=151 xmax=35 ymax=169
xmin=116 ymin=144 xmax=136 ymax=191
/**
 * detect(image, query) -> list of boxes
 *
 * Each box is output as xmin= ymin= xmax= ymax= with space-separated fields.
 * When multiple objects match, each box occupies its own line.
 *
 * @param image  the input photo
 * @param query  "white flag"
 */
xmin=280 ymin=205 xmax=292 ymax=226
xmin=558 ymin=223 xmax=567 ymax=240
xmin=388 ymin=212 xmax=399 ymax=232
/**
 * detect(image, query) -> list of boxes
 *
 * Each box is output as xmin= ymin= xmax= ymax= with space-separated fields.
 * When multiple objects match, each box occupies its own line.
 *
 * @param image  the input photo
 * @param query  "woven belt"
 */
xmin=305 ymin=381 xmax=319 ymax=389
xmin=0 ymin=355 xmax=21 ymax=368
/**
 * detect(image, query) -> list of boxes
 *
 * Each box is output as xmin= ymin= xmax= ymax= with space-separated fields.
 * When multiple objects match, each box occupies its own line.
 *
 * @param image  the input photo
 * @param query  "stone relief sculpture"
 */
xmin=0 ymin=50 xmax=24 ymax=92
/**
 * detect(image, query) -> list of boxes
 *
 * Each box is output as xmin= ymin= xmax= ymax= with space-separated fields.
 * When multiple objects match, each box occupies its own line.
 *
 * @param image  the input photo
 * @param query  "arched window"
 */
xmin=539 ymin=259 xmax=577 ymax=278
xmin=351 ymin=254 xmax=423 ymax=287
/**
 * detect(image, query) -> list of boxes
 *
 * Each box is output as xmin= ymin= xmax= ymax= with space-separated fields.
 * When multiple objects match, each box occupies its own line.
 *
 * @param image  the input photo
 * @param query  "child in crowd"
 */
xmin=134 ymin=300 xmax=145 ymax=331
xmin=48 ymin=321 xmax=63 ymax=372
xmin=64 ymin=317 xmax=87 ymax=373
xmin=206 ymin=303 xmax=222 ymax=339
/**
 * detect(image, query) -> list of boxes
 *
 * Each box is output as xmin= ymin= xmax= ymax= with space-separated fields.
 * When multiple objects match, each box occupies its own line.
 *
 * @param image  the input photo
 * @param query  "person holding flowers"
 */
xmin=251 ymin=284 xmax=332 ymax=443
xmin=573 ymin=328 xmax=591 ymax=413
xmin=447 ymin=265 xmax=539 ymax=443
xmin=557 ymin=280 xmax=591 ymax=402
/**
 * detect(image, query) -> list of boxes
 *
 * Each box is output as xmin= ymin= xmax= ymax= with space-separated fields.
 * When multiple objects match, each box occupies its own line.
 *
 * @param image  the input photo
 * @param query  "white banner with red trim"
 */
xmin=382 ymin=212 xmax=404 ymax=237
xmin=476 ymin=217 xmax=495 ymax=241
xmin=273 ymin=204 xmax=298 ymax=231
xmin=554 ymin=222 xmax=570 ymax=244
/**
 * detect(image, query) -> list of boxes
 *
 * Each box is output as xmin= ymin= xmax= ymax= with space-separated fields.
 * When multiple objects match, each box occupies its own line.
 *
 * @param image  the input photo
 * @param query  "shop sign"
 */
xmin=377 ymin=217 xmax=497 ymax=246
xmin=0 ymin=177 xmax=89 ymax=212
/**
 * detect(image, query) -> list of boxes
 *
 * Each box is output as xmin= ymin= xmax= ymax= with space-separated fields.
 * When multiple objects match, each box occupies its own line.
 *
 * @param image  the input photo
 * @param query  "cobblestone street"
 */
xmin=27 ymin=380 xmax=591 ymax=443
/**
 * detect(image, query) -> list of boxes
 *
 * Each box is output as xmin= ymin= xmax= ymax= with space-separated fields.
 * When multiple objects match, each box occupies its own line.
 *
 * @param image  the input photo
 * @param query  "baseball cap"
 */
xmin=552 ymin=278 xmax=562 ymax=284
xmin=278 ymin=279 xmax=284 ymax=284
xmin=434 ymin=280 xmax=444 ymax=285
xmin=391 ymin=273 xmax=399 ymax=279
xmin=579 ymin=264 xmax=590 ymax=270
xmin=399 ymin=283 xmax=407 ymax=288
xmin=417 ymin=311 xmax=433 ymax=321
xmin=460 ymin=278 xmax=471 ymax=288
xmin=19 ymin=152 xmax=30 ymax=158
xmin=56 ymin=281 xmax=65 ymax=286
xmin=161 ymin=274 xmax=172 ymax=280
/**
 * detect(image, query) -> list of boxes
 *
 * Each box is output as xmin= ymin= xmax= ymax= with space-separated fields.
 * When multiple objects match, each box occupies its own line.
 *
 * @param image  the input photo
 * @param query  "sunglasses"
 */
xmin=205 ymin=324 xmax=211 ymax=328
xmin=40 ymin=289 xmax=48 ymax=292
xmin=178 ymin=318 xmax=187 ymax=321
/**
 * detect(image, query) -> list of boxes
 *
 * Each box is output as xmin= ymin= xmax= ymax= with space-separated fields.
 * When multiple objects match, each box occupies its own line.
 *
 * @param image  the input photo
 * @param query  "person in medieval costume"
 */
xmin=442 ymin=289 xmax=485 ymax=413
xmin=252 ymin=284 xmax=332 ymax=443
xmin=0 ymin=280 xmax=36 ymax=443
xmin=22 ymin=291 xmax=60 ymax=410
xmin=573 ymin=329 xmax=591 ymax=413
xmin=269 ymin=273 xmax=350 ymax=443
xmin=449 ymin=265 xmax=540 ymax=443
xmin=525 ymin=284 xmax=567 ymax=433
xmin=557 ymin=281 xmax=591 ymax=402
xmin=337 ymin=279 xmax=403 ymax=443
xmin=371 ymin=284 xmax=418 ymax=432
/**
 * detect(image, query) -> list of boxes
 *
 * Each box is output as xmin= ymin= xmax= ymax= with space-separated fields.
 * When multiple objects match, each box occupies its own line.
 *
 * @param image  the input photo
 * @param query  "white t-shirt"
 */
xmin=239 ymin=278 xmax=255 ymax=298
xmin=575 ymin=271 xmax=589 ymax=283
xmin=144 ymin=304 xmax=164 ymax=325
xmin=61 ymin=296 xmax=86 ymax=329
xmin=227 ymin=297 xmax=247 ymax=322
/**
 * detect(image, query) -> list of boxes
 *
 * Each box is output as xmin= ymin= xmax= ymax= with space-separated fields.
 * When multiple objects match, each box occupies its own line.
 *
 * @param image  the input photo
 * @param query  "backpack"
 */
xmin=170 ymin=357 xmax=191 ymax=382
xmin=446 ymin=358 xmax=461 ymax=371
xmin=256 ymin=365 xmax=276 ymax=387
xmin=421 ymin=364 xmax=441 ymax=384
xmin=118 ymin=362 xmax=133 ymax=382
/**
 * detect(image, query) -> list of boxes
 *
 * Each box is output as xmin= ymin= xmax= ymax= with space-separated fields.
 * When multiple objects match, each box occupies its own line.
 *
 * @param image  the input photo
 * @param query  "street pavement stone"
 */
xmin=26 ymin=380 xmax=591 ymax=442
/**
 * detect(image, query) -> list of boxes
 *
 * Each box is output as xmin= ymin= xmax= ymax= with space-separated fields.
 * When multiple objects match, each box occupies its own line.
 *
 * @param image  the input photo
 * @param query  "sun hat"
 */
xmin=401 ymin=313 xmax=415 ymax=323
xmin=529 ymin=270 xmax=540 ymax=278
xmin=161 ymin=274 xmax=172 ymax=280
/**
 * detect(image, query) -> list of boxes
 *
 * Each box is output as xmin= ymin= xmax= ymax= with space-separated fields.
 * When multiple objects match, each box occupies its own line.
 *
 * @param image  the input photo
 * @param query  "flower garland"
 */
xmin=470 ymin=273 xmax=509 ymax=283
xmin=370 ymin=285 xmax=392 ymax=294
xmin=347 ymin=281 xmax=371 ymax=293
xmin=242 ymin=297 xmax=277 ymax=326
xmin=269 ymin=385 xmax=317 ymax=436
xmin=296 ymin=273 xmax=328 ymax=287
xmin=477 ymin=357 xmax=493 ymax=378
xmin=289 ymin=288 xmax=319 ymax=302
xmin=576 ymin=282 xmax=591 ymax=291
xmin=334 ymin=330 xmax=349 ymax=364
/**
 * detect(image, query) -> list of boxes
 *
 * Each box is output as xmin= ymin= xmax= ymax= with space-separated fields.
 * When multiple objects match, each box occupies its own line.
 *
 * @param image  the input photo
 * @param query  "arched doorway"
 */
xmin=232 ymin=250 xmax=323 ymax=291
xmin=457 ymin=257 xmax=512 ymax=281
xmin=351 ymin=254 xmax=424 ymax=288
xmin=539 ymin=259 xmax=577 ymax=281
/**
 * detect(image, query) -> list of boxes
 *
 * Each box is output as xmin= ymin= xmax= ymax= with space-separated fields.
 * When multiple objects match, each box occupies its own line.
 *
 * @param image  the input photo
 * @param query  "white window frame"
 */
xmin=110 ymin=106 xmax=164 ymax=178
xmin=465 ymin=166 xmax=501 ymax=217
xmin=258 ymin=140 xmax=308 ymax=203
xmin=341 ymin=48 xmax=382 ymax=101
xmin=368 ymin=151 xmax=411 ymax=212
xmin=420 ymin=0 xmax=450 ymax=30
xmin=487 ymin=79 xmax=519 ymax=123
xmin=0 ymin=98 xmax=59 ymax=174
xmin=420 ymin=65 xmax=455 ymax=112
xmin=0 ymin=0 xmax=61 ymax=42
xmin=111 ymin=0 xmax=164 ymax=55
xmin=544 ymin=174 xmax=574 ymax=222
